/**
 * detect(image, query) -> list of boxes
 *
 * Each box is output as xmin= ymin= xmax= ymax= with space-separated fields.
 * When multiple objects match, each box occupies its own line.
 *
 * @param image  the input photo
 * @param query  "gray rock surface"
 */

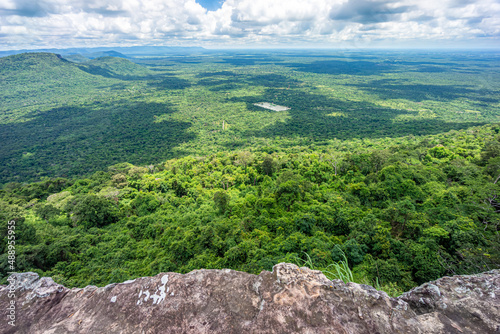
xmin=0 ymin=263 xmax=498 ymax=333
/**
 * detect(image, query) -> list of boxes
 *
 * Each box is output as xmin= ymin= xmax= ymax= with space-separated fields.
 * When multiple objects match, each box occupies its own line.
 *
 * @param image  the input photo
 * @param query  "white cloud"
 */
xmin=0 ymin=0 xmax=498 ymax=49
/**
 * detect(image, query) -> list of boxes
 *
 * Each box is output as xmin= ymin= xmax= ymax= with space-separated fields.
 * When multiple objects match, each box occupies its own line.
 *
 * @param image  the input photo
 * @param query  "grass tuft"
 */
xmin=295 ymin=246 xmax=354 ymax=283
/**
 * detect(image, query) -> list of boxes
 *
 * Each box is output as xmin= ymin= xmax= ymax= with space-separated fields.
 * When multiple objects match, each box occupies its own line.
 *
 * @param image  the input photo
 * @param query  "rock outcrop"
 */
xmin=0 ymin=263 xmax=498 ymax=334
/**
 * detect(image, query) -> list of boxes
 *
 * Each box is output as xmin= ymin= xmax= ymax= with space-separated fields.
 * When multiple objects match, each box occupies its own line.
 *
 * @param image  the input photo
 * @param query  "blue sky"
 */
xmin=0 ymin=0 xmax=499 ymax=50
xmin=195 ymin=0 xmax=223 ymax=11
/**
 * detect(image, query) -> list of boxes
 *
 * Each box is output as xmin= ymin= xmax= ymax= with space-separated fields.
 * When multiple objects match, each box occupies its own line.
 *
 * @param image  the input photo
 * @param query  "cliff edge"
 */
xmin=1 ymin=263 xmax=498 ymax=333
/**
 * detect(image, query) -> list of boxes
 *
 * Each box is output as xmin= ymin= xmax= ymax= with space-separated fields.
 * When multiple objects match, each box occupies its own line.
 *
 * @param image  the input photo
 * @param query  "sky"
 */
xmin=0 ymin=0 xmax=499 ymax=50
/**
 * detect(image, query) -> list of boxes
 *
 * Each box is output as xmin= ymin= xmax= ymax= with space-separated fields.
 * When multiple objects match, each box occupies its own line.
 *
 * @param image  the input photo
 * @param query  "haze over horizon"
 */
xmin=1 ymin=0 xmax=499 ymax=51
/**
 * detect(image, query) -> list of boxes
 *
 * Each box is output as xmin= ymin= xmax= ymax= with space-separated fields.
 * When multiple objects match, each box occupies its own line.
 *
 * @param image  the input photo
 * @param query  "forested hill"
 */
xmin=1 ymin=123 xmax=499 ymax=295
xmin=79 ymin=56 xmax=153 ymax=79
xmin=0 ymin=52 xmax=150 ymax=79
xmin=0 ymin=52 xmax=160 ymax=184
xmin=0 ymin=52 xmax=152 ymax=113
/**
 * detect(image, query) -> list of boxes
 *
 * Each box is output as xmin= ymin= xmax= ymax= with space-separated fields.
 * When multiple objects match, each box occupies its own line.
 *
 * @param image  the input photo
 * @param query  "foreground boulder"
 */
xmin=0 ymin=263 xmax=498 ymax=334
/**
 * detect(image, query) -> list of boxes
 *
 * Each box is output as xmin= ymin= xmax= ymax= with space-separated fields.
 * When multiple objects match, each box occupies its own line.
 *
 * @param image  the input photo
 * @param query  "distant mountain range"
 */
xmin=0 ymin=46 xmax=206 ymax=58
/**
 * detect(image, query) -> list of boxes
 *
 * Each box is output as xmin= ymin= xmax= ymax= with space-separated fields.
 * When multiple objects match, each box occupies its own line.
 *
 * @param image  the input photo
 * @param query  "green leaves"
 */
xmin=261 ymin=156 xmax=276 ymax=176
xmin=213 ymin=191 xmax=230 ymax=214
xmin=480 ymin=138 xmax=500 ymax=165
xmin=130 ymin=192 xmax=159 ymax=216
xmin=65 ymin=194 xmax=119 ymax=228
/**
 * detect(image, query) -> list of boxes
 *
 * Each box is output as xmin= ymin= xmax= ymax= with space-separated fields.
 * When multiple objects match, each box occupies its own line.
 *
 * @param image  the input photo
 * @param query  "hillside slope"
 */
xmin=0 ymin=53 xmax=167 ymax=183
xmin=78 ymin=56 xmax=153 ymax=79
xmin=62 ymin=54 xmax=90 ymax=63
xmin=0 ymin=53 xmax=114 ymax=113
xmin=0 ymin=53 xmax=151 ymax=112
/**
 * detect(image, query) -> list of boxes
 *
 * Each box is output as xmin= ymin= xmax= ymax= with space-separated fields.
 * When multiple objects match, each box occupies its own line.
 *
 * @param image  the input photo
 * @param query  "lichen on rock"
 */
xmin=0 ymin=264 xmax=498 ymax=334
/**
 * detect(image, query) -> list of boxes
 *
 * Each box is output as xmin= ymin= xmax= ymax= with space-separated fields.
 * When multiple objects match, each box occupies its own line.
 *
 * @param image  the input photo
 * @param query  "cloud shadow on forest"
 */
xmin=347 ymin=79 xmax=499 ymax=103
xmin=161 ymin=57 xmax=203 ymax=64
xmin=230 ymin=88 xmax=486 ymax=143
xmin=196 ymin=71 xmax=238 ymax=78
xmin=148 ymin=73 xmax=192 ymax=90
xmin=285 ymin=60 xmax=396 ymax=76
xmin=0 ymin=100 xmax=195 ymax=183
xmin=77 ymin=64 xmax=153 ymax=81
xmin=196 ymin=72 xmax=301 ymax=92
xmin=218 ymin=56 xmax=282 ymax=66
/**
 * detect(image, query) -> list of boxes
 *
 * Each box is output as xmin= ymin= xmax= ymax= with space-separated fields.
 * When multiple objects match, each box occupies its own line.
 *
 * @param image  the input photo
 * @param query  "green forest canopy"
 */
xmin=1 ymin=124 xmax=499 ymax=295
xmin=1 ymin=50 xmax=498 ymax=184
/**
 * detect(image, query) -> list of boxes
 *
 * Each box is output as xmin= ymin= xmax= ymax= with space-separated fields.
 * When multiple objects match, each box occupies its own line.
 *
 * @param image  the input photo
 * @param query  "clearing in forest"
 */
xmin=254 ymin=102 xmax=290 ymax=111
